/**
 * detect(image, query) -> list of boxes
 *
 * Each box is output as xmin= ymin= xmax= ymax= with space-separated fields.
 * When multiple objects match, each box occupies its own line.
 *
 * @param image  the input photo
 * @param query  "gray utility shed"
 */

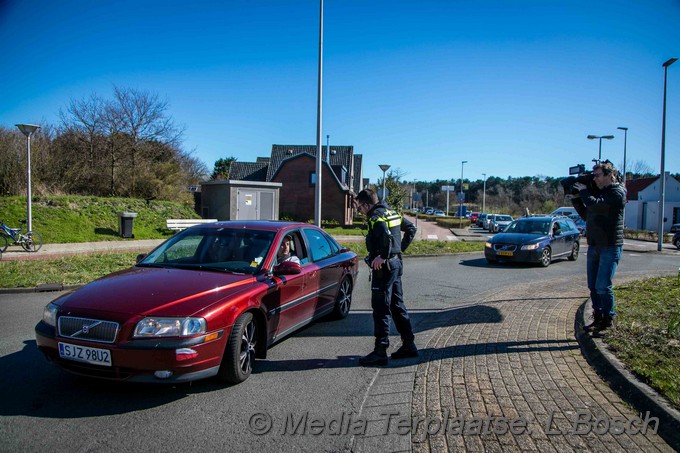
xmin=200 ymin=180 xmax=282 ymax=221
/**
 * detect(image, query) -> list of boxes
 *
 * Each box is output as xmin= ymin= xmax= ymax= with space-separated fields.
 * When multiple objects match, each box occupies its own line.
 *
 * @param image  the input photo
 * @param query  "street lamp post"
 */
xmin=15 ymin=124 xmax=40 ymax=233
xmin=482 ymin=173 xmax=487 ymax=214
xmin=460 ymin=160 xmax=467 ymax=227
xmin=658 ymin=57 xmax=677 ymax=251
xmin=587 ymin=134 xmax=615 ymax=161
xmin=313 ymin=0 xmax=324 ymax=227
xmin=617 ymin=127 xmax=628 ymax=228
xmin=617 ymin=127 xmax=628 ymax=184
xmin=379 ymin=164 xmax=390 ymax=202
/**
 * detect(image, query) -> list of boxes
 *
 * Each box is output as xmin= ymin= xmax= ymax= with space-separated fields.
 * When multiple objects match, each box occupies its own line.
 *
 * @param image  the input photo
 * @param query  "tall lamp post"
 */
xmin=15 ymin=124 xmax=40 ymax=233
xmin=587 ymin=134 xmax=615 ymax=161
xmin=617 ymin=127 xmax=628 ymax=228
xmin=616 ymin=127 xmax=628 ymax=184
xmin=658 ymin=57 xmax=677 ymax=251
xmin=481 ymin=173 xmax=487 ymax=214
xmin=459 ymin=160 xmax=467 ymax=227
xmin=313 ymin=0 xmax=324 ymax=227
xmin=379 ymin=164 xmax=390 ymax=202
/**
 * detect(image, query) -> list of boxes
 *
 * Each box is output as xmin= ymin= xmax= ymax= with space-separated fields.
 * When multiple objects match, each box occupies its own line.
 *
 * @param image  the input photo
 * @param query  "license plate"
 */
xmin=497 ymin=251 xmax=513 ymax=256
xmin=59 ymin=342 xmax=112 ymax=366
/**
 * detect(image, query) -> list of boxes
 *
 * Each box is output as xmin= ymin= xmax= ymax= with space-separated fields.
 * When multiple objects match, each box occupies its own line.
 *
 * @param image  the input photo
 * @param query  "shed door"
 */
xmin=260 ymin=191 xmax=274 ymax=220
xmin=237 ymin=190 xmax=258 ymax=220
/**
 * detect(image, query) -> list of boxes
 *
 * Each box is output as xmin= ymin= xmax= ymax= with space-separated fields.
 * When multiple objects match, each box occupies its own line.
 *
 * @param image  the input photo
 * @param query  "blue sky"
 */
xmin=1 ymin=0 xmax=679 ymax=184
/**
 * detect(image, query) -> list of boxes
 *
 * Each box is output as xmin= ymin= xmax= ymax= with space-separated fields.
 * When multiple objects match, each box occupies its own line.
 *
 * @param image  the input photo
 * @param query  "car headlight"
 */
xmin=521 ymin=243 xmax=540 ymax=250
xmin=133 ymin=317 xmax=207 ymax=338
xmin=42 ymin=303 xmax=59 ymax=327
xmin=485 ymin=242 xmax=492 ymax=248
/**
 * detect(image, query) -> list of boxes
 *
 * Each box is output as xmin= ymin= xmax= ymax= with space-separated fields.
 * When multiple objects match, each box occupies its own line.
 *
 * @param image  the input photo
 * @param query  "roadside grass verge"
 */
xmin=606 ymin=276 xmax=680 ymax=409
xmin=0 ymin=241 xmax=484 ymax=288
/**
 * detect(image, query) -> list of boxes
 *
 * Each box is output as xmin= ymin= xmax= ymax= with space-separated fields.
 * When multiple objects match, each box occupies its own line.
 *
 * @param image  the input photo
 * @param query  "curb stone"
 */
xmin=576 ymin=302 xmax=680 ymax=450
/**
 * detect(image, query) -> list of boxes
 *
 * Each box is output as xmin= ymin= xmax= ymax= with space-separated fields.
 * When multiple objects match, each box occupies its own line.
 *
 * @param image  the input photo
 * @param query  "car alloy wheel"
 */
xmin=539 ymin=248 xmax=551 ymax=267
xmin=568 ymin=242 xmax=580 ymax=261
xmin=333 ymin=277 xmax=353 ymax=319
xmin=218 ymin=312 xmax=257 ymax=384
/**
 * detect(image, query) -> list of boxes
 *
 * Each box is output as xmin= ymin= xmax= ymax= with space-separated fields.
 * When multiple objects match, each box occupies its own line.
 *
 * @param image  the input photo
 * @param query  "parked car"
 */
xmin=476 ymin=213 xmax=488 ymax=228
xmin=483 ymin=214 xmax=497 ymax=230
xmin=35 ymin=221 xmax=359 ymax=385
xmin=469 ymin=212 xmax=480 ymax=223
xmin=673 ymin=231 xmax=680 ymax=249
xmin=491 ymin=215 xmax=513 ymax=233
xmin=433 ymin=209 xmax=446 ymax=216
xmin=568 ymin=214 xmax=587 ymax=236
xmin=485 ymin=216 xmax=581 ymax=267
xmin=425 ymin=208 xmax=435 ymax=215
xmin=550 ymin=207 xmax=578 ymax=217
xmin=670 ymin=223 xmax=680 ymax=233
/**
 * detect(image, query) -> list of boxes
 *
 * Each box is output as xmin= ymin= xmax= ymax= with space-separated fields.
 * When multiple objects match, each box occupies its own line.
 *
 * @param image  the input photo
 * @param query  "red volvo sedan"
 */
xmin=35 ymin=221 xmax=358 ymax=384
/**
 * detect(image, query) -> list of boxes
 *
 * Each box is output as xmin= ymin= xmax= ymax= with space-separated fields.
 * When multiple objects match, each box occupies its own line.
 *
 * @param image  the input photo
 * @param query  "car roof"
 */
xmin=195 ymin=220 xmax=310 ymax=232
xmin=516 ymin=216 xmax=554 ymax=221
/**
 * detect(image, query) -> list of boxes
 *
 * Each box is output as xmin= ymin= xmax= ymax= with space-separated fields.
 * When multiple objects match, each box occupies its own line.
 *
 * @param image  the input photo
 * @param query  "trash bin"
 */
xmin=118 ymin=211 xmax=137 ymax=238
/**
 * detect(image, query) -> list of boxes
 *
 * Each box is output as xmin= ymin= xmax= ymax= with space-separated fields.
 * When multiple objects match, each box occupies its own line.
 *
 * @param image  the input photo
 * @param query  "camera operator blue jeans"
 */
xmin=586 ymin=245 xmax=622 ymax=317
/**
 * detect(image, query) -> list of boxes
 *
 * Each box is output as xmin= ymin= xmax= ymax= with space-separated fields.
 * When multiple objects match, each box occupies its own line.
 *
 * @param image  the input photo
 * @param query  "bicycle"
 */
xmin=0 ymin=219 xmax=43 ymax=253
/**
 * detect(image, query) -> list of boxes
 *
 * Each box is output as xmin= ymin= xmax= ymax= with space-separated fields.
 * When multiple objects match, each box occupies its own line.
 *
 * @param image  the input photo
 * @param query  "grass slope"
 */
xmin=0 ymin=195 xmax=199 ymax=243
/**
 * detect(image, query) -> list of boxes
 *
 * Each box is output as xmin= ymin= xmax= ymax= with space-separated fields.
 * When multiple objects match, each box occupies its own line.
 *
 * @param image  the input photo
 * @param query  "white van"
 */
xmin=550 ymin=206 xmax=577 ymax=217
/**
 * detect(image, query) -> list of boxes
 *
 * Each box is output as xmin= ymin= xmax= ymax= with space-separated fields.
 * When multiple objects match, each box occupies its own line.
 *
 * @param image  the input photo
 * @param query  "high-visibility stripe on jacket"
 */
xmin=365 ymin=202 xmax=416 ymax=260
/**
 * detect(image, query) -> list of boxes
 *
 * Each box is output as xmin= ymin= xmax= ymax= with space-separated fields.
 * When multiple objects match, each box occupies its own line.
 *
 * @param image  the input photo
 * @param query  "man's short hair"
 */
xmin=356 ymin=188 xmax=379 ymax=205
xmin=593 ymin=160 xmax=617 ymax=177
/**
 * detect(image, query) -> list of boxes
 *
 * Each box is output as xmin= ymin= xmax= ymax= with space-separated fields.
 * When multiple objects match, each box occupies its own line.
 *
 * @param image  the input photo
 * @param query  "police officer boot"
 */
xmin=359 ymin=345 xmax=388 ymax=366
xmin=584 ymin=311 xmax=603 ymax=332
xmin=391 ymin=341 xmax=419 ymax=359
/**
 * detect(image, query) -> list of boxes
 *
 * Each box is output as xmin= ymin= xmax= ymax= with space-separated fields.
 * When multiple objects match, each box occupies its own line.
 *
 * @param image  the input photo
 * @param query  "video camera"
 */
xmin=560 ymin=163 xmax=595 ymax=197
xmin=560 ymin=159 xmax=621 ymax=198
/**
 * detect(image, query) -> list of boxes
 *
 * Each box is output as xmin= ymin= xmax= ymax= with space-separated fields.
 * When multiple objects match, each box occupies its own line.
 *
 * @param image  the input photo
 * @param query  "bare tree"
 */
xmin=112 ymin=86 xmax=184 ymax=195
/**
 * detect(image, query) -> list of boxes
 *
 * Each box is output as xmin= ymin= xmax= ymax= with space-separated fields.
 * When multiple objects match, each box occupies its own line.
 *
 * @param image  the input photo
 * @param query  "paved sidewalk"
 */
xmin=351 ymin=274 xmax=679 ymax=452
xmin=0 ymin=238 xmax=165 ymax=261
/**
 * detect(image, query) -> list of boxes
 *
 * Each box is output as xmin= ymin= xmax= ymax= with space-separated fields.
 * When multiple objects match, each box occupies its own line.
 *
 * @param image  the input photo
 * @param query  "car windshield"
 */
xmin=496 ymin=215 xmax=512 ymax=221
xmin=504 ymin=220 xmax=550 ymax=235
xmin=138 ymin=227 xmax=275 ymax=274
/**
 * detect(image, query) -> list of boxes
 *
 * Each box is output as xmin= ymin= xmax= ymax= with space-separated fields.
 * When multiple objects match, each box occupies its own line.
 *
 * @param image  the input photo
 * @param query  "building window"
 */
xmin=310 ymin=172 xmax=316 ymax=186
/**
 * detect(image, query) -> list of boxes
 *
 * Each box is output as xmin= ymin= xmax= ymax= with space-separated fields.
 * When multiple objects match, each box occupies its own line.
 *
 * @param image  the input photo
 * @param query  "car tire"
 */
xmin=218 ymin=312 xmax=257 ymax=384
xmin=675 ymin=239 xmax=680 ymax=250
xmin=539 ymin=248 xmax=551 ymax=267
xmin=332 ymin=277 xmax=353 ymax=319
xmin=568 ymin=242 xmax=580 ymax=261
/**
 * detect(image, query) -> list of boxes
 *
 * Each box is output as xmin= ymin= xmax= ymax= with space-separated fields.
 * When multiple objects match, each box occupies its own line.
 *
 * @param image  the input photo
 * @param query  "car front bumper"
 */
xmin=35 ymin=321 xmax=227 ymax=383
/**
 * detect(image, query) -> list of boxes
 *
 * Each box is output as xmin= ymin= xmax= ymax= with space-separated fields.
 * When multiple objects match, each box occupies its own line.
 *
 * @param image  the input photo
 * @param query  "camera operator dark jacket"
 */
xmin=572 ymin=183 xmax=626 ymax=246
xmin=365 ymin=202 xmax=417 ymax=261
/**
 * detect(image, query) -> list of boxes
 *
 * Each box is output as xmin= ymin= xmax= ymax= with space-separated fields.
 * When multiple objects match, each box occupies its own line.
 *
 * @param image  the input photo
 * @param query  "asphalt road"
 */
xmin=0 ymin=248 xmax=677 ymax=452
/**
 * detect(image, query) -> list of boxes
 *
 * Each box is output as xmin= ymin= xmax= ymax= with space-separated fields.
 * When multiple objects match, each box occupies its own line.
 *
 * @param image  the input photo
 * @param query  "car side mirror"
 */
xmin=136 ymin=253 xmax=147 ymax=263
xmin=273 ymin=261 xmax=301 ymax=275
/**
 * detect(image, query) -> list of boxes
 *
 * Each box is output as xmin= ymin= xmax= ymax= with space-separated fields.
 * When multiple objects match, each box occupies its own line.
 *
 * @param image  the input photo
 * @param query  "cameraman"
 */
xmin=571 ymin=161 xmax=626 ymax=335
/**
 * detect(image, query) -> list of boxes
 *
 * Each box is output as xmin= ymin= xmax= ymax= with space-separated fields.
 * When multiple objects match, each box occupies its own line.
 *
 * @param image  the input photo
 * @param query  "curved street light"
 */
xmin=658 ymin=57 xmax=677 ymax=251
xmin=379 ymin=164 xmax=391 ymax=202
xmin=16 ymin=124 xmax=40 ymax=233
xmin=587 ymin=134 xmax=614 ymax=161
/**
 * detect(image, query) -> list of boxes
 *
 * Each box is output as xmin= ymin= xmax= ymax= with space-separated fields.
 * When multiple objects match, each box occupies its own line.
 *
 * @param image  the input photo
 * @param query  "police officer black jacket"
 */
xmin=365 ymin=202 xmax=417 ymax=262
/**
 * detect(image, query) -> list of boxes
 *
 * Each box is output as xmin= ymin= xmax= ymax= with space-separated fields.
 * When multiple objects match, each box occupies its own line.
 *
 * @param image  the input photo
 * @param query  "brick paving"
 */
xmin=352 ymin=276 xmax=675 ymax=452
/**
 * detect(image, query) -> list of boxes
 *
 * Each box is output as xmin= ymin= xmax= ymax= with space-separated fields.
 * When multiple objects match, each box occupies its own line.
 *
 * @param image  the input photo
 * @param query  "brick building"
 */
xmin=229 ymin=145 xmax=363 ymax=226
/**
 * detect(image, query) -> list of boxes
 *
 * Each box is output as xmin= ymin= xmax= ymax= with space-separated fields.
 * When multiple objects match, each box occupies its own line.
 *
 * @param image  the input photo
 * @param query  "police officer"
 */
xmin=353 ymin=188 xmax=418 ymax=366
